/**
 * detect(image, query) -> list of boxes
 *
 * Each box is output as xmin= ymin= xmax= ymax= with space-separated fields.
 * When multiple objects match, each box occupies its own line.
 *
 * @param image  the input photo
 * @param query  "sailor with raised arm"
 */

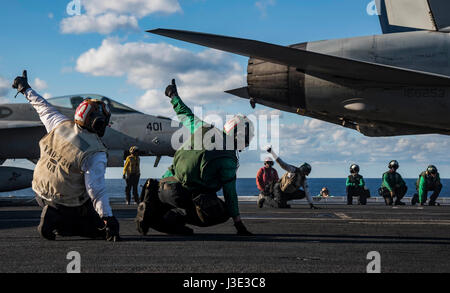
xmin=258 ymin=145 xmax=318 ymax=209
xmin=12 ymin=70 xmax=119 ymax=241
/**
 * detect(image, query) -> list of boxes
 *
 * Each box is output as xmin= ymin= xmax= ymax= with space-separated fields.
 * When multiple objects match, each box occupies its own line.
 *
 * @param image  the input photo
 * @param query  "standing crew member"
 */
xmin=379 ymin=160 xmax=407 ymax=206
xmin=346 ymin=164 xmax=370 ymax=205
xmin=136 ymin=79 xmax=253 ymax=236
xmin=412 ymin=165 xmax=442 ymax=206
xmin=258 ymin=146 xmax=318 ymax=209
xmin=12 ymin=70 xmax=119 ymax=241
xmin=123 ymin=146 xmax=141 ymax=205
xmin=256 ymin=157 xmax=279 ymax=208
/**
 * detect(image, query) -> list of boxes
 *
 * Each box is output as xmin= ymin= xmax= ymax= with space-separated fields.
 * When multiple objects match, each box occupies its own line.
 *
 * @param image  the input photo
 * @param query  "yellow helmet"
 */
xmin=129 ymin=146 xmax=139 ymax=154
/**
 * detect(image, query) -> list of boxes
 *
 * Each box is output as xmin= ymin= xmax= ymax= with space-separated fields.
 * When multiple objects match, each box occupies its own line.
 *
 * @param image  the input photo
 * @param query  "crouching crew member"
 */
xmin=12 ymin=70 xmax=119 ymax=241
xmin=256 ymin=157 xmax=279 ymax=208
xmin=258 ymin=146 xmax=318 ymax=209
xmin=136 ymin=80 xmax=253 ymax=236
xmin=346 ymin=164 xmax=370 ymax=205
xmin=379 ymin=160 xmax=407 ymax=206
xmin=412 ymin=165 xmax=442 ymax=206
xmin=123 ymin=146 xmax=141 ymax=205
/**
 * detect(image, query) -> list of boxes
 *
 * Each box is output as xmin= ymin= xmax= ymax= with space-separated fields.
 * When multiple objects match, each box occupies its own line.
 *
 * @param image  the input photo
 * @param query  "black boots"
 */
xmin=37 ymin=205 xmax=62 ymax=240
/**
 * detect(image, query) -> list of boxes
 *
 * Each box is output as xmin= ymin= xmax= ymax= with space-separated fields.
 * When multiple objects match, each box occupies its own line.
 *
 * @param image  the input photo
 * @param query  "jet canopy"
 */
xmin=48 ymin=94 xmax=138 ymax=114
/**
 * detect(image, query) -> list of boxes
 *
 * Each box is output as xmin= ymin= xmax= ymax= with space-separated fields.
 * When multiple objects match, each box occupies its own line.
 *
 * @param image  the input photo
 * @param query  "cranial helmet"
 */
xmin=299 ymin=163 xmax=312 ymax=176
xmin=427 ymin=165 xmax=437 ymax=175
xmin=129 ymin=146 xmax=139 ymax=155
xmin=350 ymin=164 xmax=360 ymax=173
xmin=388 ymin=160 xmax=399 ymax=170
xmin=223 ymin=114 xmax=255 ymax=151
xmin=74 ymin=99 xmax=111 ymax=137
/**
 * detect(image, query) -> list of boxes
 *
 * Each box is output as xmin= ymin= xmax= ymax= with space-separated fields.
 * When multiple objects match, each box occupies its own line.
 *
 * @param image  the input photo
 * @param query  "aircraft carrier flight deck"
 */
xmin=1 ymin=200 xmax=449 ymax=273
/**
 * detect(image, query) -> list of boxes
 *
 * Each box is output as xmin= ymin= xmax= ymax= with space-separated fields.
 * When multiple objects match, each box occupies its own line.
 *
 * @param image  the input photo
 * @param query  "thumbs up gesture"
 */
xmin=165 ymin=79 xmax=179 ymax=98
xmin=12 ymin=70 xmax=31 ymax=97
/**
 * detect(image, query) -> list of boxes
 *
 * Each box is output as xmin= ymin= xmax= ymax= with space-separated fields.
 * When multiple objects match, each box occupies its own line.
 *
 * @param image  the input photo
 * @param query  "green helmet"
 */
xmin=427 ymin=165 xmax=437 ymax=175
xmin=299 ymin=163 xmax=312 ymax=176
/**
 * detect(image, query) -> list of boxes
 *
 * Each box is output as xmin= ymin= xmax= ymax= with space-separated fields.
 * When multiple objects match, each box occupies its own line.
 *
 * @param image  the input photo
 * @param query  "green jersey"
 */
xmin=163 ymin=96 xmax=240 ymax=218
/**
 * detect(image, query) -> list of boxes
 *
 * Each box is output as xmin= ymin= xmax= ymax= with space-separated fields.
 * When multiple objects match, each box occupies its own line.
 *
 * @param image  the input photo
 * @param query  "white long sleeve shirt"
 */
xmin=26 ymin=89 xmax=112 ymax=217
xmin=270 ymin=151 xmax=313 ymax=204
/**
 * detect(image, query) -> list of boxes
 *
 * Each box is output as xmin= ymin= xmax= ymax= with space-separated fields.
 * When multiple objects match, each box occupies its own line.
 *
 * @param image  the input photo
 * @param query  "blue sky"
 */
xmin=1 ymin=0 xmax=449 ymax=179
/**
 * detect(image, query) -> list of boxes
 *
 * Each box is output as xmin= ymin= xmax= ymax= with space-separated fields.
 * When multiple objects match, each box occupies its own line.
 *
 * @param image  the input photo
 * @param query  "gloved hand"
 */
xmin=265 ymin=145 xmax=272 ymax=153
xmin=310 ymin=203 xmax=319 ymax=210
xmin=234 ymin=221 xmax=252 ymax=236
xmin=123 ymin=174 xmax=126 ymax=180
xmin=165 ymin=79 xmax=178 ymax=98
xmin=12 ymin=70 xmax=31 ymax=96
xmin=102 ymin=216 xmax=120 ymax=242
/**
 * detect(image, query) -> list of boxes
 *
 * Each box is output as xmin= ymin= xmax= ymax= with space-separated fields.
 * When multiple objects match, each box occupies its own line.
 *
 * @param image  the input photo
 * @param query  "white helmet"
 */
xmin=223 ymin=114 xmax=255 ymax=151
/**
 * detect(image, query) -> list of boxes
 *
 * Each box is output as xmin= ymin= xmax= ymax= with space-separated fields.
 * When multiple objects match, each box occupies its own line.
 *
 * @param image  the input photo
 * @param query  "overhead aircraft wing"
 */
xmin=0 ymin=121 xmax=44 ymax=129
xmin=148 ymin=29 xmax=450 ymax=86
xmin=377 ymin=0 xmax=450 ymax=33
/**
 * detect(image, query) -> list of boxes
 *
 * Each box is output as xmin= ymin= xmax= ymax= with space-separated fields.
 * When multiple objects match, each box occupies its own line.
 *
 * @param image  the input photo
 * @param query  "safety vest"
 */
xmin=33 ymin=121 xmax=107 ymax=206
xmin=280 ymin=169 xmax=305 ymax=193
xmin=169 ymin=126 xmax=238 ymax=192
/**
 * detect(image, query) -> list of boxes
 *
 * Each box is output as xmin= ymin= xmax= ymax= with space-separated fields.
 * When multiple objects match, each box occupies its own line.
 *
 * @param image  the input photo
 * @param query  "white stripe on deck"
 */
xmin=334 ymin=212 xmax=352 ymax=220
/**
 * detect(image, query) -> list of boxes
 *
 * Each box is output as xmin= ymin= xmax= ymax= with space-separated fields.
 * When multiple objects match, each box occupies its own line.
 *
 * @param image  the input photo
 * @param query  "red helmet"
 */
xmin=74 ymin=99 xmax=111 ymax=137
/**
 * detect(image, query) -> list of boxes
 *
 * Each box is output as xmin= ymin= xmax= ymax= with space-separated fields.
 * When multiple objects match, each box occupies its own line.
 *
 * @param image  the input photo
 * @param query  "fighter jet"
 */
xmin=149 ymin=0 xmax=450 ymax=137
xmin=0 ymin=94 xmax=181 ymax=191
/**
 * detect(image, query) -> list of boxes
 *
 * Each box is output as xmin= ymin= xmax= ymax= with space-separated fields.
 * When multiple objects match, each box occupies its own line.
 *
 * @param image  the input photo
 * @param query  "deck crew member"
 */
xmin=12 ymin=70 xmax=119 ymax=241
xmin=346 ymin=164 xmax=370 ymax=205
xmin=258 ymin=146 xmax=318 ymax=209
xmin=136 ymin=80 xmax=253 ymax=236
xmin=256 ymin=157 xmax=279 ymax=208
xmin=379 ymin=160 xmax=407 ymax=206
xmin=412 ymin=165 xmax=442 ymax=206
xmin=123 ymin=146 xmax=141 ymax=205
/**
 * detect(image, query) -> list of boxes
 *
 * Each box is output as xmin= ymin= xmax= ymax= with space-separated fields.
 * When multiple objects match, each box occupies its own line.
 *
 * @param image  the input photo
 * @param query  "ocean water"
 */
xmin=1 ymin=178 xmax=449 ymax=198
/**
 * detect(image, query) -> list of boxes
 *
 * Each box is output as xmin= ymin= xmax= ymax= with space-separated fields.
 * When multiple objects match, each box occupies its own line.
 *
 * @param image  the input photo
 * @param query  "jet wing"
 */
xmin=0 ymin=121 xmax=44 ymax=129
xmin=148 ymin=29 xmax=450 ymax=86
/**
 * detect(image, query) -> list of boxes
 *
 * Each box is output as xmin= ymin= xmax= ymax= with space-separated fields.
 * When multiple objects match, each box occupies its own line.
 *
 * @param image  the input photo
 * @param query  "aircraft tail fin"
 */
xmin=377 ymin=0 xmax=450 ymax=33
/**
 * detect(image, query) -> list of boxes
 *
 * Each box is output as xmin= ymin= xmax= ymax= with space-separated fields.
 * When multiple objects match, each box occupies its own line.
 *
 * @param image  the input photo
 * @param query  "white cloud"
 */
xmin=42 ymin=93 xmax=53 ymax=99
xmin=81 ymin=0 xmax=181 ymax=18
xmin=0 ymin=77 xmax=10 ymax=98
xmin=136 ymin=89 xmax=174 ymax=116
xmin=33 ymin=78 xmax=48 ymax=91
xmin=61 ymin=0 xmax=182 ymax=35
xmin=273 ymin=117 xmax=450 ymax=171
xmin=76 ymin=38 xmax=245 ymax=115
xmin=61 ymin=13 xmax=139 ymax=35
xmin=255 ymin=0 xmax=276 ymax=17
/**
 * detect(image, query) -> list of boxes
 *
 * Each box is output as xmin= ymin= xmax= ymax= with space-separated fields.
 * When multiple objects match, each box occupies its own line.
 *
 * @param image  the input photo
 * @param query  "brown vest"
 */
xmin=279 ymin=171 xmax=305 ymax=193
xmin=32 ymin=121 xmax=107 ymax=206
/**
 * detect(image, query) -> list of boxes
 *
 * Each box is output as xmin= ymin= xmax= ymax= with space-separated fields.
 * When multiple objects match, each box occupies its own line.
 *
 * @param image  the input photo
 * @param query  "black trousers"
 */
xmin=379 ymin=185 xmax=407 ymax=205
xmin=125 ymin=173 xmax=140 ymax=203
xmin=35 ymin=196 xmax=105 ymax=238
xmin=412 ymin=184 xmax=442 ymax=205
xmin=138 ymin=179 xmax=229 ymax=235
xmin=263 ymin=182 xmax=305 ymax=208
xmin=346 ymin=186 xmax=370 ymax=205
